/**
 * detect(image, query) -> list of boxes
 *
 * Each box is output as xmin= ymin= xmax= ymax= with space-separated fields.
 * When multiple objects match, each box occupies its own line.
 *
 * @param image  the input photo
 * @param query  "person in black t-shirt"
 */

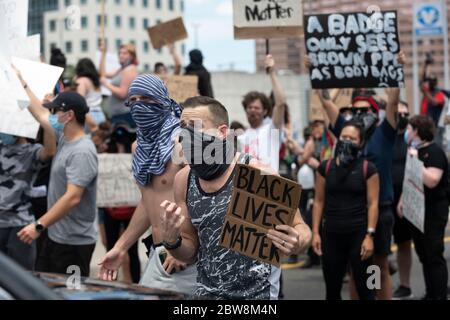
xmin=392 ymin=101 xmax=414 ymax=299
xmin=398 ymin=115 xmax=449 ymax=300
xmin=312 ymin=121 xmax=379 ymax=300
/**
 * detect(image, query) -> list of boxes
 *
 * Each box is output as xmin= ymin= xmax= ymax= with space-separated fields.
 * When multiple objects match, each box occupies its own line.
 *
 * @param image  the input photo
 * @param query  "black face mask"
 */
xmin=335 ymin=140 xmax=361 ymax=166
xmin=180 ymin=126 xmax=235 ymax=181
xmin=352 ymin=112 xmax=378 ymax=141
xmin=397 ymin=113 xmax=409 ymax=131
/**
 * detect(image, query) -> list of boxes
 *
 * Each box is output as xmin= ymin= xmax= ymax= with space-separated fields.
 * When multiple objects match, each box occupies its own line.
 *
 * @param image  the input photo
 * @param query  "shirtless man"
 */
xmin=98 ymin=74 xmax=196 ymax=294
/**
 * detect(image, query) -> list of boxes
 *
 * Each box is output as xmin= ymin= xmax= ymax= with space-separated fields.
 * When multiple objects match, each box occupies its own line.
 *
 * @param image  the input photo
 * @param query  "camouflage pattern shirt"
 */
xmin=0 ymin=142 xmax=43 ymax=228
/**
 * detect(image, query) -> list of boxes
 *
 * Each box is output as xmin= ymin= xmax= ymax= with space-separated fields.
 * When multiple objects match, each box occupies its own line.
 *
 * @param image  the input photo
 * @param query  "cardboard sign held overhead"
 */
xmin=161 ymin=75 xmax=198 ymax=104
xmin=304 ymin=11 xmax=404 ymax=89
xmin=233 ymin=0 xmax=303 ymax=39
xmin=309 ymin=89 xmax=353 ymax=122
xmin=147 ymin=17 xmax=188 ymax=49
xmin=219 ymin=164 xmax=302 ymax=266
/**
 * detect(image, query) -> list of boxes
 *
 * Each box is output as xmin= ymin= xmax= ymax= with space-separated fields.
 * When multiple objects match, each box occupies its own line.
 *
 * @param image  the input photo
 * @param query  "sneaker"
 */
xmin=393 ymin=286 xmax=414 ymax=300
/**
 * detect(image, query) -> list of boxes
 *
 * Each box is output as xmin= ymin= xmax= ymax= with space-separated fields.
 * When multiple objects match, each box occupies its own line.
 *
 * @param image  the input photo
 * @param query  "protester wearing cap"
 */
xmin=16 ymin=87 xmax=98 ymax=277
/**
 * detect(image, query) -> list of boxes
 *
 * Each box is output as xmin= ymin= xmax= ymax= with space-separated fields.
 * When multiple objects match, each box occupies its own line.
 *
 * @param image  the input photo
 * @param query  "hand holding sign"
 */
xmin=267 ymin=225 xmax=300 ymax=256
xmin=160 ymin=200 xmax=185 ymax=244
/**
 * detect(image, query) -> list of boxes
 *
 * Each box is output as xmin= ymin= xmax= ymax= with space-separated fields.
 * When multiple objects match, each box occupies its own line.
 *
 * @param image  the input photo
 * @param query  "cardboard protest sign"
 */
xmin=220 ymin=164 xmax=302 ymax=266
xmin=233 ymin=0 xmax=303 ymax=39
xmin=304 ymin=11 xmax=404 ymax=89
xmin=97 ymin=154 xmax=141 ymax=207
xmin=402 ymin=155 xmax=425 ymax=233
xmin=161 ymin=75 xmax=198 ymax=104
xmin=147 ymin=17 xmax=188 ymax=50
xmin=309 ymin=89 xmax=353 ymax=122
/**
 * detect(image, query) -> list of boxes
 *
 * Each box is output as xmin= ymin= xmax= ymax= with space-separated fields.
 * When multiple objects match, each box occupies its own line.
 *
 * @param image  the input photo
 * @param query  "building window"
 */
xmin=65 ymin=41 xmax=73 ymax=53
xmin=143 ymin=18 xmax=149 ymax=29
xmin=49 ymin=20 xmax=57 ymax=32
xmin=143 ymin=41 xmax=149 ymax=52
xmin=115 ymin=15 xmax=121 ymax=28
xmin=181 ymin=43 xmax=185 ymax=55
xmin=143 ymin=0 xmax=148 ymax=7
xmin=130 ymin=39 xmax=136 ymax=46
xmin=129 ymin=17 xmax=135 ymax=29
xmin=129 ymin=0 xmax=135 ymax=5
xmin=116 ymin=39 xmax=122 ymax=50
xmin=168 ymin=0 xmax=174 ymax=11
xmin=81 ymin=40 xmax=89 ymax=52
xmin=50 ymin=42 xmax=57 ymax=50
xmin=144 ymin=64 xmax=150 ymax=71
xmin=81 ymin=16 xmax=88 ymax=29
xmin=65 ymin=0 xmax=71 ymax=7
xmin=181 ymin=0 xmax=184 ymax=12
xmin=156 ymin=19 xmax=161 ymax=24
xmin=80 ymin=0 xmax=87 ymax=5
xmin=115 ymin=0 xmax=121 ymax=4
xmin=156 ymin=0 xmax=161 ymax=9
xmin=97 ymin=14 xmax=107 ymax=27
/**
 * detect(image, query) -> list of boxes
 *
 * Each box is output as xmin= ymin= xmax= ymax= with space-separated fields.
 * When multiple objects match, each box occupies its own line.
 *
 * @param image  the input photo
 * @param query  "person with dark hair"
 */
xmin=50 ymin=48 xmax=67 ymax=95
xmin=239 ymin=55 xmax=286 ymax=172
xmin=154 ymin=43 xmax=182 ymax=77
xmin=391 ymin=101 xmax=414 ymax=300
xmin=398 ymin=115 xmax=449 ymax=300
xmin=185 ymin=49 xmax=213 ymax=97
xmin=159 ymin=96 xmax=311 ymax=299
xmin=74 ymin=58 xmax=105 ymax=131
xmin=312 ymin=121 xmax=379 ymax=300
xmin=309 ymin=52 xmax=406 ymax=300
xmin=99 ymin=42 xmax=138 ymax=129
xmin=14 ymin=71 xmax=98 ymax=277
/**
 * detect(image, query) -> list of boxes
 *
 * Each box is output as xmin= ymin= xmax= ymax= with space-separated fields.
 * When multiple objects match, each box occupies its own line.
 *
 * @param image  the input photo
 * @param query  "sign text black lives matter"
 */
xmin=304 ymin=11 xmax=404 ymax=89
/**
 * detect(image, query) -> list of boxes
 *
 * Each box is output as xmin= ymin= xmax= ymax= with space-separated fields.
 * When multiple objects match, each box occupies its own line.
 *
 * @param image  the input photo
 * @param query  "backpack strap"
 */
xmin=363 ymin=160 xmax=368 ymax=180
xmin=325 ymin=159 xmax=333 ymax=177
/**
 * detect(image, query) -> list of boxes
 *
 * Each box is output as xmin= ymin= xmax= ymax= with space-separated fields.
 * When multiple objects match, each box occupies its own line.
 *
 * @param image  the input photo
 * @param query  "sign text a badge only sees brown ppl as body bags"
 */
xmin=219 ymin=164 xmax=302 ymax=267
xmin=147 ymin=17 xmax=188 ymax=50
xmin=233 ymin=0 xmax=304 ymax=40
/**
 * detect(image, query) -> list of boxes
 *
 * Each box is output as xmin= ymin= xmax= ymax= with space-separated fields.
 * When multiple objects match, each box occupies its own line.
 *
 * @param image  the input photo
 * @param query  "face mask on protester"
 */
xmin=48 ymin=114 xmax=65 ymax=133
xmin=128 ymin=101 xmax=171 ymax=140
xmin=397 ymin=113 xmax=409 ymax=131
xmin=335 ymin=139 xmax=362 ymax=166
xmin=404 ymin=130 xmax=421 ymax=149
xmin=352 ymin=112 xmax=378 ymax=141
xmin=180 ymin=126 xmax=235 ymax=181
xmin=0 ymin=133 xmax=17 ymax=146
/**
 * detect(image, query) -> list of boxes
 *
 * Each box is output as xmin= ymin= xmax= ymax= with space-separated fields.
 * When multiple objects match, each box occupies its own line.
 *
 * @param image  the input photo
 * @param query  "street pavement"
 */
xmin=89 ymin=226 xmax=450 ymax=300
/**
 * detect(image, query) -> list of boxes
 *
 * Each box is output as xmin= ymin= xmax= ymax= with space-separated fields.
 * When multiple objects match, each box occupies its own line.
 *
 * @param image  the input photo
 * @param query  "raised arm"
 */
xmin=100 ymin=66 xmax=137 ymax=100
xmin=168 ymin=43 xmax=182 ymax=76
xmin=266 ymin=54 xmax=286 ymax=129
xmin=311 ymin=171 xmax=326 ymax=256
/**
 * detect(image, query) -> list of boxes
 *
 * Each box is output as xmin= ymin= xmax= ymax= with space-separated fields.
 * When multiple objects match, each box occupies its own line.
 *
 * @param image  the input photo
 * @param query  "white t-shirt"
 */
xmin=238 ymin=118 xmax=282 ymax=172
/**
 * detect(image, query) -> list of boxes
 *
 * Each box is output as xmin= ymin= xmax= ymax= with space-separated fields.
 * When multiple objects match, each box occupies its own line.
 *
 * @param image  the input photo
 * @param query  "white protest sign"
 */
xmin=97 ymin=154 xmax=141 ymax=207
xmin=233 ymin=0 xmax=303 ymax=28
xmin=0 ymin=57 xmax=29 ymax=108
xmin=96 ymin=51 xmax=121 ymax=96
xmin=0 ymin=0 xmax=29 ymax=42
xmin=11 ymin=56 xmax=64 ymax=107
xmin=402 ymin=155 xmax=425 ymax=233
xmin=9 ymin=34 xmax=41 ymax=62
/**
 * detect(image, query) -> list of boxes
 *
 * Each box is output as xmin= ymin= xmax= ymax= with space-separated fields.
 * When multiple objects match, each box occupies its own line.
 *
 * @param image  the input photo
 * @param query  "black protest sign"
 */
xmin=219 ymin=164 xmax=302 ymax=266
xmin=304 ymin=11 xmax=404 ymax=89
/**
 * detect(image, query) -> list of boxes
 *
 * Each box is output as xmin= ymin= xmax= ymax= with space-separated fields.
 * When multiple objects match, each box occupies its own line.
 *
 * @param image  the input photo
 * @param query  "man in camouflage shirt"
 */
xmin=0 ymin=86 xmax=56 ymax=269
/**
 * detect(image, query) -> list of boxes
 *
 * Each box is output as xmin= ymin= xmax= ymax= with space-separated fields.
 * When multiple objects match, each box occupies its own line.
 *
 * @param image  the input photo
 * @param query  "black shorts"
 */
xmin=36 ymin=236 xmax=95 ymax=277
xmin=374 ymin=205 xmax=394 ymax=256
xmin=393 ymin=209 xmax=412 ymax=244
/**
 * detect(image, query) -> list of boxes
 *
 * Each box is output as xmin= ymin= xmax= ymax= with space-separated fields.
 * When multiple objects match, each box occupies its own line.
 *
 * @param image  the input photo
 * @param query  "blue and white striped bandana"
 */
xmin=127 ymin=74 xmax=182 ymax=186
